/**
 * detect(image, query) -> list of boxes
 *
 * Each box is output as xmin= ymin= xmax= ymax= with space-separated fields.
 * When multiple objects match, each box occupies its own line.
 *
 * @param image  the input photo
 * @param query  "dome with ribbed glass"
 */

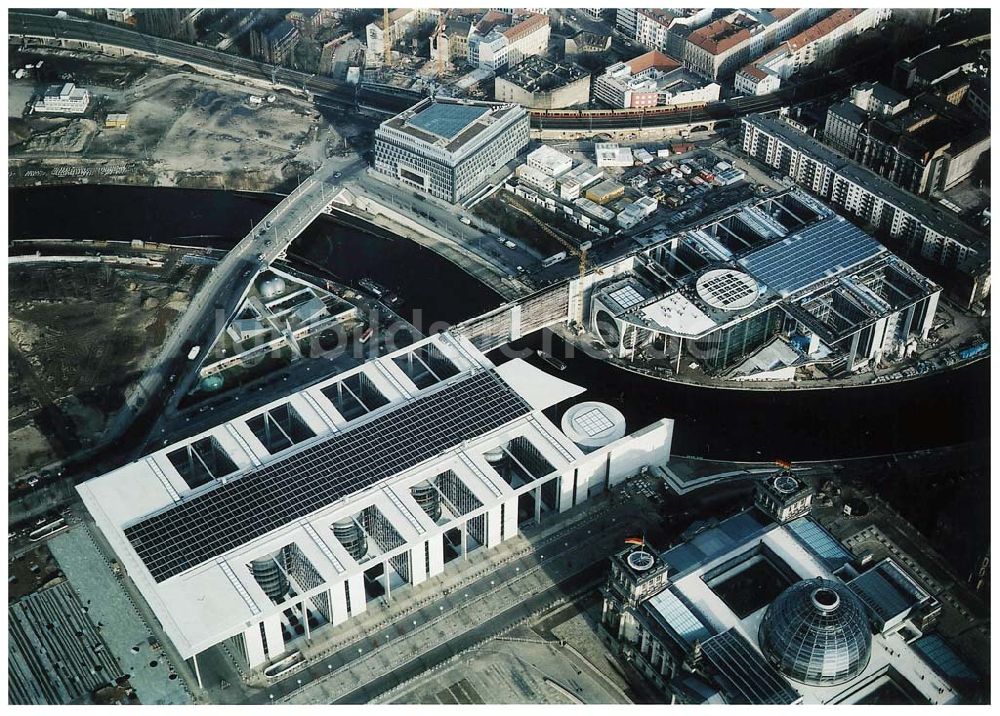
xmin=758 ymin=578 xmax=872 ymax=687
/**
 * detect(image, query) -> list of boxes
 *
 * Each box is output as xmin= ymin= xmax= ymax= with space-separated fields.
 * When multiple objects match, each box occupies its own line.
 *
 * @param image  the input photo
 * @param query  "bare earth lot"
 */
xmin=9 ymin=47 xmax=335 ymax=190
xmin=8 ymin=261 xmax=207 ymax=480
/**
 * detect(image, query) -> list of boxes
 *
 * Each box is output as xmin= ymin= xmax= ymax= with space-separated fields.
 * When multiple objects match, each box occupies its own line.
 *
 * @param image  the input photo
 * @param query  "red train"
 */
xmin=528 ymin=101 xmax=709 ymax=121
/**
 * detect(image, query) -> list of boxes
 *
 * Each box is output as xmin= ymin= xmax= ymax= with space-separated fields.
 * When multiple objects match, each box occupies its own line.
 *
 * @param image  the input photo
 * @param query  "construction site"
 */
xmin=8 ymin=46 xmax=334 ymax=190
xmin=8 ymin=251 xmax=208 ymax=483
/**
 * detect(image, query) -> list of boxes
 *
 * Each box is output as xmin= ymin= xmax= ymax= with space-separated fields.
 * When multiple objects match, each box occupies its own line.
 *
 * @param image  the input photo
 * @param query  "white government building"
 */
xmin=79 ymin=333 xmax=673 ymax=679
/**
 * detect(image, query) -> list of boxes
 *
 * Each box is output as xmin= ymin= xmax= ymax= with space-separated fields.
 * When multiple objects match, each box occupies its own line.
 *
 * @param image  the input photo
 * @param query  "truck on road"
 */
xmin=187 ymin=345 xmax=202 ymax=361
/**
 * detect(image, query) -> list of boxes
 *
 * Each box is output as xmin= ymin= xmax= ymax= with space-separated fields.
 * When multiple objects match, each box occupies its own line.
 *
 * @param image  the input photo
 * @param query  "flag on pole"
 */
xmin=625 ymin=536 xmax=645 ymax=546
xmin=775 ymin=459 xmax=793 ymax=469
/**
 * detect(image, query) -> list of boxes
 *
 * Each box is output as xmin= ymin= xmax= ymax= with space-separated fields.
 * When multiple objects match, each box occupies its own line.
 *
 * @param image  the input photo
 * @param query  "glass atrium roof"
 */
xmin=701 ymin=628 xmax=800 ymax=705
xmin=407 ymin=103 xmax=489 ymax=139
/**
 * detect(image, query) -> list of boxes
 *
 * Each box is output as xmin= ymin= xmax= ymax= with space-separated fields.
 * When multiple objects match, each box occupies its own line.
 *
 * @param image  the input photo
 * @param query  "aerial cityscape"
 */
xmin=7 ymin=5 xmax=990 ymax=707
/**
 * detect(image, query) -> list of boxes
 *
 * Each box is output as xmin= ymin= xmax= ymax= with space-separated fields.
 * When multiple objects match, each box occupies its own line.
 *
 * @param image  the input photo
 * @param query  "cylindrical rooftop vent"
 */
xmin=411 ymin=481 xmax=442 ymax=523
xmin=333 ymin=518 xmax=368 ymax=561
xmin=251 ymin=556 xmax=289 ymax=601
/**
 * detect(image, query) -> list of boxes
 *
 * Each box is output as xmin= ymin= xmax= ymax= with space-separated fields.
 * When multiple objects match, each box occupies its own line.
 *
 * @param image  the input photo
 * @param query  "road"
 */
xmin=151 ymin=156 xmax=364 ymax=425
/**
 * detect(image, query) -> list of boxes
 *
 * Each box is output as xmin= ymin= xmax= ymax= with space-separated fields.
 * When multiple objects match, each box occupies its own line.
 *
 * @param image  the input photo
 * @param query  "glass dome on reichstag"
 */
xmin=758 ymin=578 xmax=872 ymax=687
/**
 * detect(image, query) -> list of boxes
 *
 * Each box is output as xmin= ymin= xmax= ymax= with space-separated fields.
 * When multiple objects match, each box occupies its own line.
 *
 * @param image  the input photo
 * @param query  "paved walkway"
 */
xmin=48 ymin=527 xmax=192 ymax=705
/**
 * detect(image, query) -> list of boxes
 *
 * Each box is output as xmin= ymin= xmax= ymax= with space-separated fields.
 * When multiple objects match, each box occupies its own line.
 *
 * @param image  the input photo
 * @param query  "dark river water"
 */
xmin=10 ymin=185 xmax=990 ymax=461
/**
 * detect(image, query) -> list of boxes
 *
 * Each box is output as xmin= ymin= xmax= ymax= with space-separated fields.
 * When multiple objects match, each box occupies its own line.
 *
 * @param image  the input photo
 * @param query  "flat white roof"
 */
xmin=640 ymin=293 xmax=717 ymax=337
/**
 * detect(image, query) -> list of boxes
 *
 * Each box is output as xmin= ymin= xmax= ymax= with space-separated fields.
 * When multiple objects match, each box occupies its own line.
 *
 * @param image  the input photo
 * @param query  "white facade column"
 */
xmin=428 ymin=535 xmax=445 ymax=576
xmin=347 ymin=573 xmax=367 ymax=617
xmin=485 ymin=506 xmax=503 ymax=549
xmin=243 ymin=624 xmax=267 ymax=668
xmin=558 ymin=471 xmax=575 ymax=513
xmin=191 ymin=652 xmax=203 ymax=689
xmin=302 ymin=601 xmax=311 ymax=640
xmin=328 ymin=583 xmax=348 ymax=626
xmin=920 ymin=291 xmax=940 ymax=338
xmin=383 ymin=558 xmax=392 ymax=601
xmin=502 ymin=497 xmax=519 ymax=541
xmin=461 ymin=521 xmax=468 ymax=559
xmin=410 ymin=543 xmax=428 ymax=586
xmin=534 ymin=486 xmax=543 ymax=524
xmin=262 ymin=614 xmax=285 ymax=661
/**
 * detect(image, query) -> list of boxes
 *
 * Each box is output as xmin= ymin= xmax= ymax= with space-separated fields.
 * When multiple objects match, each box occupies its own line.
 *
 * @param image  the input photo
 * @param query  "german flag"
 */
xmin=775 ymin=459 xmax=793 ymax=469
xmin=625 ymin=536 xmax=645 ymax=546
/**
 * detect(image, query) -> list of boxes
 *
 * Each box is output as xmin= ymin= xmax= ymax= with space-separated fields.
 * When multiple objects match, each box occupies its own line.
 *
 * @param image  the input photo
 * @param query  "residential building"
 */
xmin=494 ymin=56 xmax=590 ymax=109
xmin=965 ymin=74 xmax=990 ymax=122
xmin=684 ymin=8 xmax=824 ymax=81
xmin=564 ymin=31 xmax=611 ymax=59
xmin=599 ymin=473 xmax=969 ymax=704
xmin=850 ymin=82 xmax=910 ymax=116
xmin=735 ymin=9 xmax=890 ymax=95
xmin=894 ymin=43 xmax=984 ymax=92
xmin=285 ymin=9 xmax=336 ymax=37
xmin=615 ymin=8 xmax=637 ymax=38
xmin=825 ymin=88 xmax=990 ymax=197
xmin=78 ymin=334 xmax=675 ymax=675
xmin=105 ymin=8 xmax=136 ymax=25
xmin=591 ymin=188 xmax=941 ymax=374
xmin=430 ymin=17 xmax=472 ymax=71
xmin=468 ymin=11 xmax=549 ymax=72
xmin=739 ymin=114 xmax=990 ymax=307
xmin=250 ymin=21 xmax=300 ymax=65
xmin=594 ymin=51 xmax=720 ymax=109
xmin=33 ymin=83 xmax=90 ymax=114
xmin=822 ymin=101 xmax=868 ymax=155
xmin=633 ymin=9 xmax=715 ymax=59
xmin=367 ymin=8 xmax=440 ymax=64
xmin=373 ymin=98 xmax=529 ymax=204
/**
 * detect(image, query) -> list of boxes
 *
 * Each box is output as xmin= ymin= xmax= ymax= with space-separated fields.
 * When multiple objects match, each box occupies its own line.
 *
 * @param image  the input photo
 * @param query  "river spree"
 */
xmin=11 ymin=185 xmax=989 ymax=460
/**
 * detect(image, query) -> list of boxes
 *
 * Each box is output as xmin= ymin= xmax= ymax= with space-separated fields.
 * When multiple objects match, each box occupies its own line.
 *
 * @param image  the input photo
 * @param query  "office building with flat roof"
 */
xmin=599 ymin=473 xmax=968 ymax=704
xmin=78 ymin=333 xmax=675 ymax=677
xmin=494 ymin=56 xmax=590 ymax=109
xmin=374 ymin=98 xmax=529 ymax=203
xmin=590 ymin=189 xmax=941 ymax=376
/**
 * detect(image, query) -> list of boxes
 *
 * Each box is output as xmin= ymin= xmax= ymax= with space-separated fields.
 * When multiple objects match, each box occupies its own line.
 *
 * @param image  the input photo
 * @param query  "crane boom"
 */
xmin=507 ymin=200 xmax=592 ymax=324
xmin=383 ymin=7 xmax=391 ymax=67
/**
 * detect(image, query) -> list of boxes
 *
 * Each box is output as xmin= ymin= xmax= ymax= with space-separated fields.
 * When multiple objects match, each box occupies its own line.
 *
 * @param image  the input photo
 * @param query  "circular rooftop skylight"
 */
xmin=695 ymin=269 xmax=760 ymax=311
xmin=627 ymin=551 xmax=655 ymax=572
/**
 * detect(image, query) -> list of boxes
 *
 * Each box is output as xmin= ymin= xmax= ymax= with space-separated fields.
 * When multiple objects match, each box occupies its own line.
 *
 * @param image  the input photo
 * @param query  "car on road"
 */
xmin=460 ymin=216 xmax=472 ymax=225
xmin=333 ymin=172 xmax=341 ymax=179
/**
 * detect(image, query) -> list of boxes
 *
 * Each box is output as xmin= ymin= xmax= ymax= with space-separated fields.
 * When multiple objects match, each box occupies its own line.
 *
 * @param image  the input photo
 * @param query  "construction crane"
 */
xmin=382 ymin=7 xmax=391 ymax=68
xmin=507 ymin=200 xmax=596 ymax=325
xmin=434 ymin=12 xmax=447 ymax=77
